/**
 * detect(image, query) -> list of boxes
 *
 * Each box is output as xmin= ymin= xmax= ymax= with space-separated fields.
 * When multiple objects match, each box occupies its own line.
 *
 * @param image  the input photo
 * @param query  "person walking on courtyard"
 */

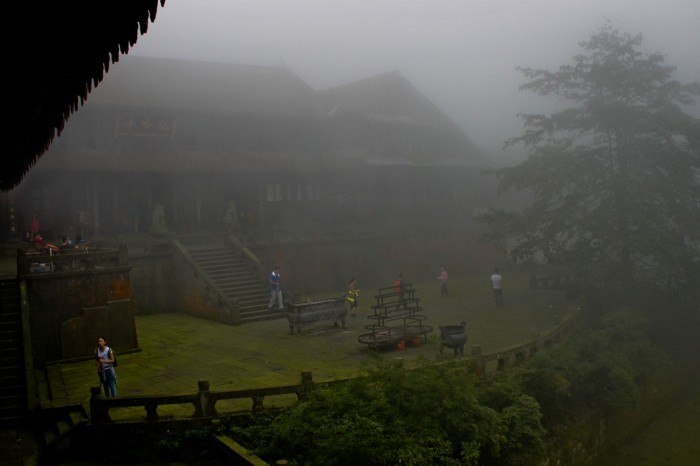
xmin=437 ymin=266 xmax=449 ymax=296
xmin=491 ymin=268 xmax=503 ymax=308
xmin=394 ymin=272 xmax=406 ymax=311
xmin=95 ymin=337 xmax=117 ymax=397
xmin=268 ymin=266 xmax=284 ymax=311
xmin=346 ymin=278 xmax=359 ymax=317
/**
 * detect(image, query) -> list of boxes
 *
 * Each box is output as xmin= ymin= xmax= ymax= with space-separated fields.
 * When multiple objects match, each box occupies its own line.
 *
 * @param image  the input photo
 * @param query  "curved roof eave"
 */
xmin=2 ymin=0 xmax=166 ymax=191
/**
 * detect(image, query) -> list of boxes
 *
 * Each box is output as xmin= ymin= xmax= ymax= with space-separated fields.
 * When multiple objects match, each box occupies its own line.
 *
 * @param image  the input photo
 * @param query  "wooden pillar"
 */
xmin=171 ymin=175 xmax=179 ymax=224
xmin=195 ymin=179 xmax=202 ymax=226
xmin=91 ymin=176 xmax=100 ymax=236
xmin=147 ymin=177 xmax=153 ymax=222
xmin=113 ymin=182 xmax=119 ymax=231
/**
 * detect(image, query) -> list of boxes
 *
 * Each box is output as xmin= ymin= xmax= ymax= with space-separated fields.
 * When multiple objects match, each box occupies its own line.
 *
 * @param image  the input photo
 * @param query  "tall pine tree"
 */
xmin=481 ymin=23 xmax=700 ymax=304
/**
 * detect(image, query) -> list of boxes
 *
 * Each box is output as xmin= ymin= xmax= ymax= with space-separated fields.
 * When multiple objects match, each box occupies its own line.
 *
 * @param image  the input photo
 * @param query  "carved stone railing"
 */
xmin=468 ymin=309 xmax=581 ymax=375
xmin=224 ymin=233 xmax=294 ymax=304
xmin=89 ymin=371 xmax=342 ymax=424
xmin=225 ymin=233 xmax=263 ymax=276
xmin=88 ymin=309 xmax=583 ymax=424
xmin=530 ymin=272 xmax=579 ymax=291
xmin=17 ymin=244 xmax=128 ymax=277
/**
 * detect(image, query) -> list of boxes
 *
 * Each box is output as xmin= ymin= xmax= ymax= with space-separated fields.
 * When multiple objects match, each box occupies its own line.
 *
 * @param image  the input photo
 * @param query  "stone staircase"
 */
xmin=0 ymin=278 xmax=27 ymax=421
xmin=186 ymin=246 xmax=281 ymax=324
xmin=39 ymin=404 xmax=89 ymax=454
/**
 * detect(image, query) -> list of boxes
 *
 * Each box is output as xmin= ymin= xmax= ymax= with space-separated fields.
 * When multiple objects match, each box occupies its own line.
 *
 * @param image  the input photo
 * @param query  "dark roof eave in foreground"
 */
xmin=2 ymin=0 xmax=165 ymax=191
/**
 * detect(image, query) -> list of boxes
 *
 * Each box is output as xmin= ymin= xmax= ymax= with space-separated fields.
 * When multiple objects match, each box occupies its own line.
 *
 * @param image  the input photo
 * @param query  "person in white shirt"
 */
xmin=95 ymin=337 xmax=117 ymax=397
xmin=490 ymin=268 xmax=503 ymax=308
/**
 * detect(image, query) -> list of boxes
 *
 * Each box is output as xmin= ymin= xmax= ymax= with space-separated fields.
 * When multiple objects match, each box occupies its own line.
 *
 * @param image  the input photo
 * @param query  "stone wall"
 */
xmin=24 ymin=268 xmax=137 ymax=365
xmin=254 ymin=228 xmax=503 ymax=295
xmin=124 ymin=229 xmax=505 ymax=317
xmin=128 ymin=250 xmax=175 ymax=315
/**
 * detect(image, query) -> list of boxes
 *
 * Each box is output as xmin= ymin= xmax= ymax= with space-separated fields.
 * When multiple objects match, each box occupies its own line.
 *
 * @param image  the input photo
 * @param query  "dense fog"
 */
xmin=4 ymin=2 xmax=700 ymax=464
xmin=132 ymin=0 xmax=700 ymax=163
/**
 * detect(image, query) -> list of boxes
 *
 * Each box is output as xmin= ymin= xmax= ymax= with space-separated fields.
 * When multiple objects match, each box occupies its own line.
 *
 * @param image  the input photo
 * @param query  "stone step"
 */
xmin=189 ymin=253 xmax=239 ymax=263
xmin=0 ymin=279 xmax=25 ymax=421
xmin=218 ymin=281 xmax=267 ymax=292
xmin=200 ymin=257 xmax=247 ymax=265
xmin=216 ymin=280 xmax=267 ymax=290
xmin=237 ymin=295 xmax=275 ymax=305
xmin=184 ymin=244 xmax=278 ymax=323
xmin=229 ymin=296 xmax=270 ymax=306
xmin=200 ymin=262 xmax=249 ymax=271
xmin=238 ymin=309 xmax=287 ymax=324
xmin=231 ymin=292 xmax=269 ymax=302
xmin=0 ymin=329 xmax=22 ymax=343
xmin=0 ymin=378 xmax=24 ymax=393
xmin=0 ymin=310 xmax=20 ymax=321
xmin=0 ymin=364 xmax=23 ymax=379
xmin=233 ymin=294 xmax=271 ymax=306
xmin=213 ymin=273 xmax=260 ymax=281
xmin=0 ymin=394 xmax=26 ymax=421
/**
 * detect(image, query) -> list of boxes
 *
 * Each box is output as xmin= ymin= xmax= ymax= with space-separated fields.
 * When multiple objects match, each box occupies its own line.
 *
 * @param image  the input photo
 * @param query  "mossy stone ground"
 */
xmin=53 ymin=271 xmax=578 ymax=420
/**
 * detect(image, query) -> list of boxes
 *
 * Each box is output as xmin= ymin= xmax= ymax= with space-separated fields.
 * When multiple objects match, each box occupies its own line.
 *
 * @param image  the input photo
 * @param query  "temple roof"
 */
xmin=86 ymin=55 xmax=321 ymax=117
xmin=319 ymin=70 xmax=459 ymax=129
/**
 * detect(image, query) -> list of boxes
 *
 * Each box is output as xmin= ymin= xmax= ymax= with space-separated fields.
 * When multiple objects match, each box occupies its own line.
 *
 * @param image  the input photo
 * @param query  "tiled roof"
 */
xmin=87 ymin=56 xmax=322 ymax=118
xmin=319 ymin=70 xmax=459 ymax=130
xmin=33 ymin=147 xmax=313 ymax=173
xmin=30 ymin=59 xmax=485 ymax=173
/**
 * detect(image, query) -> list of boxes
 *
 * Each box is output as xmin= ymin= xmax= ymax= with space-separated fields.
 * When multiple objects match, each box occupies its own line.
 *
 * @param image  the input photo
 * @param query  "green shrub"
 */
xmin=221 ymin=307 xmax=667 ymax=465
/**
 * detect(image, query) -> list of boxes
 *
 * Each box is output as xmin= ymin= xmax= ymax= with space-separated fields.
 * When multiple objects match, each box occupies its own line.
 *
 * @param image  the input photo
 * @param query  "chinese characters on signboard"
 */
xmin=115 ymin=114 xmax=176 ymax=137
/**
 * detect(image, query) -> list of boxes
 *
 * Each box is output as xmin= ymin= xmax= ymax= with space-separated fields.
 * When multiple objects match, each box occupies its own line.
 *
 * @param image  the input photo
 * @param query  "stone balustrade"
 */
xmin=89 ymin=310 xmax=581 ymax=424
xmin=17 ymin=244 xmax=128 ymax=276
xmin=89 ymin=372 xmax=337 ymax=424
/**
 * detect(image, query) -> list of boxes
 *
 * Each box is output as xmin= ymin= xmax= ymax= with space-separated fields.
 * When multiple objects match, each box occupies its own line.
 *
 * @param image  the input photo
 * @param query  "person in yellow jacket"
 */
xmin=346 ymin=278 xmax=359 ymax=317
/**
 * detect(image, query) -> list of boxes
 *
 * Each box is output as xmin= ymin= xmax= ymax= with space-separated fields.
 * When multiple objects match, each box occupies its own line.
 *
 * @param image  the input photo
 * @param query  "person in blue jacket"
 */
xmin=268 ymin=266 xmax=283 ymax=311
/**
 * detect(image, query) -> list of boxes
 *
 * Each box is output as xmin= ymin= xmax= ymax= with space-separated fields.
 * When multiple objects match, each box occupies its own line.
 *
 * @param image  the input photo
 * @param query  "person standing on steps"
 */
xmin=268 ymin=266 xmax=284 ymax=311
xmin=491 ymin=268 xmax=503 ymax=308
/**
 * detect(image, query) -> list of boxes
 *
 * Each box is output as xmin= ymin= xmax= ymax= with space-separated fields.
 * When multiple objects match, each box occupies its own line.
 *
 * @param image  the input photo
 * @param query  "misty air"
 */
xmin=1 ymin=1 xmax=699 ymax=465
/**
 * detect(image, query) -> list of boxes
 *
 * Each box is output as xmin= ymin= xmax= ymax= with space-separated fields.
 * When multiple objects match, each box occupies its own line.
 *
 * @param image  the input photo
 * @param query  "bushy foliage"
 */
xmin=474 ymin=306 xmax=668 ymax=433
xmin=516 ymin=307 xmax=667 ymax=425
xmin=479 ymin=23 xmax=700 ymax=305
xmin=221 ymin=307 xmax=667 ymax=465
xmin=225 ymin=358 xmax=546 ymax=465
xmin=514 ymin=363 xmax=572 ymax=427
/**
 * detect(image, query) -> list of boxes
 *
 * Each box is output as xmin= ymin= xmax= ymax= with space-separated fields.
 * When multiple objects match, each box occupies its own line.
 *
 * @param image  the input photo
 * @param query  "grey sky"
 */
xmin=131 ymin=0 xmax=700 ymax=161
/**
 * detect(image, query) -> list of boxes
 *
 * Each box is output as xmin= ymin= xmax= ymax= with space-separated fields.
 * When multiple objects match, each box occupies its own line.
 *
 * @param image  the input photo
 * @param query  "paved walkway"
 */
xmin=46 ymin=273 xmax=577 ymax=421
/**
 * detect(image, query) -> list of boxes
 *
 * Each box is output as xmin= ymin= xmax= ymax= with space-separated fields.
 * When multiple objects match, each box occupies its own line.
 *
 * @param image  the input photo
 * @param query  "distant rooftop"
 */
xmin=87 ymin=55 xmax=322 ymax=117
